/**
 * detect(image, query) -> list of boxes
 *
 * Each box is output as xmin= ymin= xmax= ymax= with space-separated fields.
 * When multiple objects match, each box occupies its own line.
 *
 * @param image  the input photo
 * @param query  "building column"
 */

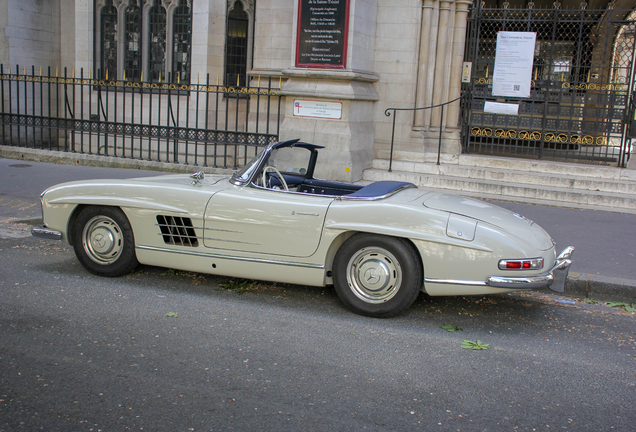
xmin=412 ymin=0 xmax=472 ymax=157
xmin=141 ymin=0 xmax=152 ymax=81
xmin=446 ymin=0 xmax=471 ymax=129
xmin=414 ymin=0 xmax=437 ymax=128
xmin=279 ymin=69 xmax=379 ymax=182
xmin=279 ymin=0 xmax=379 ymax=183
xmin=430 ymin=0 xmax=451 ymax=128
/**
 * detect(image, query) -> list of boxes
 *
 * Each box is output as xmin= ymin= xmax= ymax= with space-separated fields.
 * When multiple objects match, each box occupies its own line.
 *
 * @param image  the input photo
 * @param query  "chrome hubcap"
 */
xmin=82 ymin=215 xmax=123 ymax=265
xmin=346 ymin=247 xmax=402 ymax=304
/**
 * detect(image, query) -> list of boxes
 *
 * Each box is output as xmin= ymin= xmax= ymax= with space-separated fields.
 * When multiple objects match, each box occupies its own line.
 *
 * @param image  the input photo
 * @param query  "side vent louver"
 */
xmin=156 ymin=215 xmax=199 ymax=247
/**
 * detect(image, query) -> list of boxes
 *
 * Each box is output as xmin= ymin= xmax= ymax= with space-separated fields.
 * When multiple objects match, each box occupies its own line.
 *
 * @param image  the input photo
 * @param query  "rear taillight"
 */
xmin=498 ymin=258 xmax=544 ymax=270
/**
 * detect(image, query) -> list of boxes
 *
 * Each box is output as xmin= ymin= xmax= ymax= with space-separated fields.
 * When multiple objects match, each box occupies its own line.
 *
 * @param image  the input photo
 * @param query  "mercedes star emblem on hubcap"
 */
xmin=364 ymin=268 xmax=381 ymax=284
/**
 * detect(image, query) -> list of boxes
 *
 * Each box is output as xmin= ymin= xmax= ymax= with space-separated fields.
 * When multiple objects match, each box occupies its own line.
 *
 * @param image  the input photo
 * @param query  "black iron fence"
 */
xmin=0 ymin=65 xmax=283 ymax=169
xmin=462 ymin=4 xmax=636 ymax=167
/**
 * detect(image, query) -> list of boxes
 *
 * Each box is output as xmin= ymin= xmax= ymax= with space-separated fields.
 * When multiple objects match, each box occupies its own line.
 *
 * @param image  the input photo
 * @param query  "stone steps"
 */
xmin=363 ymin=156 xmax=636 ymax=212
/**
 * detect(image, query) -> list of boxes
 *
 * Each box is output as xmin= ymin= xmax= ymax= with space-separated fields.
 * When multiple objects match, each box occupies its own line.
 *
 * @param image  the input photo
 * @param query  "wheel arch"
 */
xmin=67 ymin=204 xmax=134 ymax=246
xmin=324 ymin=230 xmax=424 ymax=286
xmin=66 ymin=204 xmax=88 ymax=245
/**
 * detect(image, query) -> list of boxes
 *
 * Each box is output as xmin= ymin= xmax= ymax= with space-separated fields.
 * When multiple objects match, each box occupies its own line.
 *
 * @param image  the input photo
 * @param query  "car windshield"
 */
xmin=231 ymin=148 xmax=267 ymax=184
xmin=265 ymin=147 xmax=311 ymax=177
xmin=231 ymin=143 xmax=313 ymax=186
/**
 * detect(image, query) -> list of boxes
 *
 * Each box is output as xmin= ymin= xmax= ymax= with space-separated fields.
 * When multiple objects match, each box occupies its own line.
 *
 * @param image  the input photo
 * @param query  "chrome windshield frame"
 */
xmin=229 ymin=139 xmax=304 ymax=187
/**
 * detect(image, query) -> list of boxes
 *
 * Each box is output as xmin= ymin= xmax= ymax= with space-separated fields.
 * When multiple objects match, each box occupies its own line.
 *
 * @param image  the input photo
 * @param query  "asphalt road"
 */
xmin=1 ymin=235 xmax=635 ymax=431
xmin=0 ymin=158 xmax=163 ymax=220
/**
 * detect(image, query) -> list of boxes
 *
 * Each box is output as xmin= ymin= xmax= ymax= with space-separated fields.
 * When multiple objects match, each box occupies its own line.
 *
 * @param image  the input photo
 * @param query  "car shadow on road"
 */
xmin=26 ymin=241 xmax=593 ymax=332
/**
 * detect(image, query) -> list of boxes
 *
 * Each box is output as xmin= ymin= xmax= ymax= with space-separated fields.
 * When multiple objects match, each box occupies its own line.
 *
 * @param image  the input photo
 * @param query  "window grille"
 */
xmin=225 ymin=2 xmax=249 ymax=87
xmin=148 ymin=0 xmax=167 ymax=82
xmin=100 ymin=0 xmax=118 ymax=80
xmin=124 ymin=0 xmax=142 ymax=81
xmin=156 ymin=216 xmax=199 ymax=247
xmin=172 ymin=0 xmax=192 ymax=84
xmin=95 ymin=0 xmax=191 ymax=83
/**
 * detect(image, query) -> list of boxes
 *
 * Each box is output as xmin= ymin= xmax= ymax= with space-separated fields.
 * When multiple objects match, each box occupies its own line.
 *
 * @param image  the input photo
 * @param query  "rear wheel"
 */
xmin=72 ymin=206 xmax=139 ymax=277
xmin=333 ymin=234 xmax=422 ymax=317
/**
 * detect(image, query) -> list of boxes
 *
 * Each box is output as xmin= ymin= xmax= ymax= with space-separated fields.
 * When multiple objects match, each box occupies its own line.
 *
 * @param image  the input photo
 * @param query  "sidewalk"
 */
xmin=1 ymin=154 xmax=635 ymax=304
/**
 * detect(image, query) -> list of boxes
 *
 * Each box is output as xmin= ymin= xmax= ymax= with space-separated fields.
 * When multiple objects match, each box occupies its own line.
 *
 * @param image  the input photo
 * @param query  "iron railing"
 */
xmin=384 ymin=95 xmax=465 ymax=171
xmin=0 ymin=65 xmax=283 ymax=169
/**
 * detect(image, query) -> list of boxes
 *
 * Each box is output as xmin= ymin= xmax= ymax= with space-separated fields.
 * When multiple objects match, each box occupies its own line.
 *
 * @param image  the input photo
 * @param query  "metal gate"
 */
xmin=462 ymin=2 xmax=636 ymax=167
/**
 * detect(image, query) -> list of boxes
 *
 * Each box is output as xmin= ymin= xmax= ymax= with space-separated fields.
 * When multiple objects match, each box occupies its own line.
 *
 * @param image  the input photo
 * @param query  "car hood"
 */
xmin=131 ymin=173 xmax=231 ymax=186
xmin=422 ymin=192 xmax=554 ymax=251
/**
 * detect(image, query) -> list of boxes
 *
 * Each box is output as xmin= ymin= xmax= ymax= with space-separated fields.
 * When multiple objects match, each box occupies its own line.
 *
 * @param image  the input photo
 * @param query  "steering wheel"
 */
xmin=262 ymin=166 xmax=289 ymax=191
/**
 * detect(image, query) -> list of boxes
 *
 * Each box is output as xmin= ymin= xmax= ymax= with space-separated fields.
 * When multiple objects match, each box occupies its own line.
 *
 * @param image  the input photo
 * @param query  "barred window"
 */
xmin=94 ymin=0 xmax=192 ymax=83
xmin=225 ymin=0 xmax=254 ymax=88
xmin=172 ymin=0 xmax=192 ymax=84
xmin=148 ymin=0 xmax=167 ymax=82
xmin=100 ymin=0 xmax=118 ymax=80
xmin=124 ymin=0 xmax=142 ymax=81
xmin=226 ymin=2 xmax=248 ymax=86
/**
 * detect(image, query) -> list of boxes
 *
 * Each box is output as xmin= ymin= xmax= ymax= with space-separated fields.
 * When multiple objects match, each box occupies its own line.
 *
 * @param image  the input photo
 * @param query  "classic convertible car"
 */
xmin=33 ymin=139 xmax=574 ymax=317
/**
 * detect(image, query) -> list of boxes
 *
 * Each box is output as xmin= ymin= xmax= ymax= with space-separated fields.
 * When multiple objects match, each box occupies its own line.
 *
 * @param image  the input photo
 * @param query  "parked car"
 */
xmin=32 ymin=139 xmax=574 ymax=317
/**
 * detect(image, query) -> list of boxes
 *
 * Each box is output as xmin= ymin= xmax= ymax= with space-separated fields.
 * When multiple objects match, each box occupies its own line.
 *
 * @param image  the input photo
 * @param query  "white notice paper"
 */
xmin=492 ymin=32 xmax=536 ymax=98
xmin=293 ymin=100 xmax=342 ymax=120
xmin=484 ymin=101 xmax=519 ymax=116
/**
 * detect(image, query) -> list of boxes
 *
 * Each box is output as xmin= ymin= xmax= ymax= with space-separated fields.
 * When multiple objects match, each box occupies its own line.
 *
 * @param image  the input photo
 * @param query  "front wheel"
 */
xmin=333 ymin=234 xmax=423 ymax=317
xmin=72 ymin=206 xmax=139 ymax=277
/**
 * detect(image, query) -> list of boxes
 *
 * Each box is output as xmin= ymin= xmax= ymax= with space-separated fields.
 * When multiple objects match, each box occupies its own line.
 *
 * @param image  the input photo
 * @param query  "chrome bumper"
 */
xmin=31 ymin=225 xmax=62 ymax=241
xmin=487 ymin=246 xmax=575 ymax=293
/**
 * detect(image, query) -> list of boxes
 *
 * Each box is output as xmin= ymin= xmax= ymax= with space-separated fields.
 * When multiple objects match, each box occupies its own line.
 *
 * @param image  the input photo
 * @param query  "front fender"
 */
xmin=39 ymin=179 xmax=222 ymax=245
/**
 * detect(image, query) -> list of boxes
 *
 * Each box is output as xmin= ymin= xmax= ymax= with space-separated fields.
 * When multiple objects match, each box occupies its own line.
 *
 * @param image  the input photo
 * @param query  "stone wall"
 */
xmin=1 ymin=0 xmax=61 ymax=68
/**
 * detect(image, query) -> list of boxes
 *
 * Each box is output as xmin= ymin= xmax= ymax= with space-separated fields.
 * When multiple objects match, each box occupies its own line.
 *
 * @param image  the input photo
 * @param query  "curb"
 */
xmin=0 ymin=145 xmax=235 ymax=175
xmin=536 ymin=273 xmax=636 ymax=304
xmin=562 ymin=274 xmax=636 ymax=304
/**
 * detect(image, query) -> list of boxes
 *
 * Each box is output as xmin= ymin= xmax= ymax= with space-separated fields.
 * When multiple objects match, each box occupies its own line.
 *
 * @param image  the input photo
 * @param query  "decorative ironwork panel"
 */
xmin=462 ymin=4 xmax=636 ymax=166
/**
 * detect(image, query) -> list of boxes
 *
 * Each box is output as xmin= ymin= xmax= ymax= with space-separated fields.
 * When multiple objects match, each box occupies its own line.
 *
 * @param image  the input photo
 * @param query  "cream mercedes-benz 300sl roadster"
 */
xmin=32 ymin=139 xmax=574 ymax=317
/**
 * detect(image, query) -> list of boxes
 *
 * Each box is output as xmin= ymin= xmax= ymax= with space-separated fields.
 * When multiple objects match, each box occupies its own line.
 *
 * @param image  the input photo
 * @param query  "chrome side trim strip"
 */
xmin=136 ymin=244 xmax=325 ymax=269
xmin=201 ymin=237 xmax=260 ymax=245
xmin=31 ymin=225 xmax=62 ymax=241
xmin=424 ymin=278 xmax=488 ymax=286
xmin=154 ymin=232 xmax=259 ymax=246
xmin=205 ymin=227 xmax=242 ymax=233
xmin=425 ymin=275 xmax=551 ymax=290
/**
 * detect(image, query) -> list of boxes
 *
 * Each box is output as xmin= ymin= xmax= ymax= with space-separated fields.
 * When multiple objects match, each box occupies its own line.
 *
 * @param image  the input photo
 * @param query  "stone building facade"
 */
xmin=1 ymin=0 xmax=634 ymax=179
xmin=0 ymin=0 xmax=474 ymax=181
